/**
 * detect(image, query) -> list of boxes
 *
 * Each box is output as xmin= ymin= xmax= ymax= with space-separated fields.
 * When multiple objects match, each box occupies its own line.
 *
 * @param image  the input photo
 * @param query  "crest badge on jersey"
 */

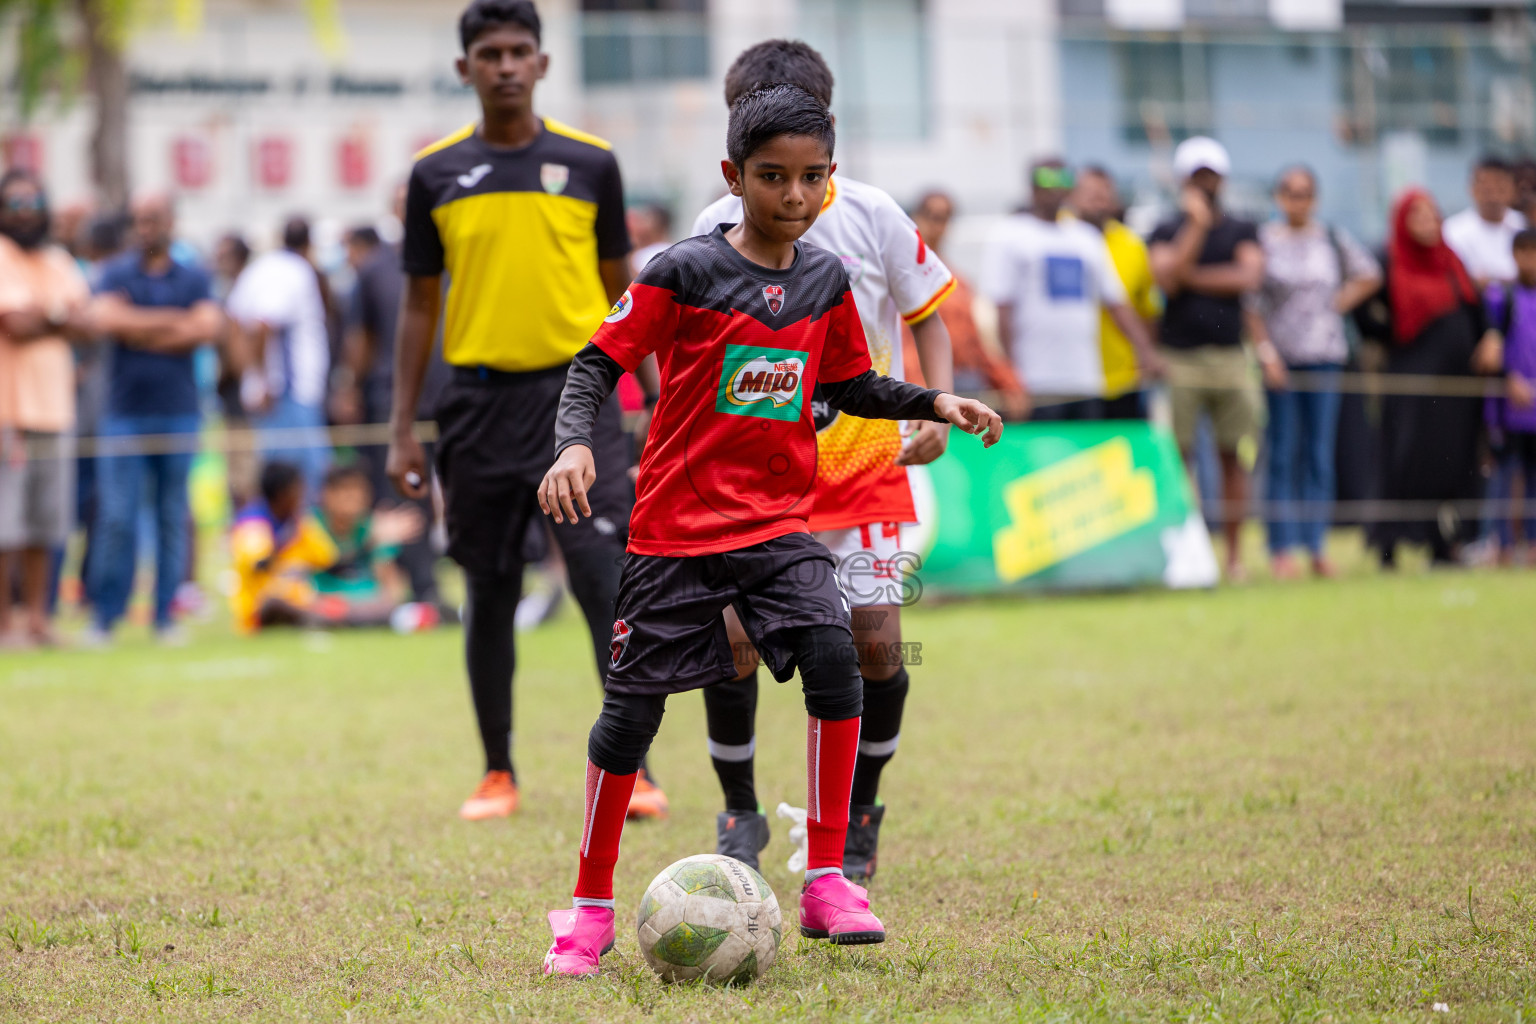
xmin=762 ymin=284 xmax=786 ymax=316
xmin=610 ymin=618 xmax=632 ymax=665
xmin=605 ymin=289 xmax=633 ymax=323
xmin=541 ymin=162 xmax=570 ymax=194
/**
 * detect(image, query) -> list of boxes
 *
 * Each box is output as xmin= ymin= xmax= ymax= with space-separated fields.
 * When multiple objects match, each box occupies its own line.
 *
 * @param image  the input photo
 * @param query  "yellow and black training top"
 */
xmin=403 ymin=119 xmax=630 ymax=372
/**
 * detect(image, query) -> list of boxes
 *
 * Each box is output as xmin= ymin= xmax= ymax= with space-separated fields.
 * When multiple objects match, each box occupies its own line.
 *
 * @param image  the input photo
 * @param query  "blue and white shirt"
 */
xmin=981 ymin=213 xmax=1126 ymax=398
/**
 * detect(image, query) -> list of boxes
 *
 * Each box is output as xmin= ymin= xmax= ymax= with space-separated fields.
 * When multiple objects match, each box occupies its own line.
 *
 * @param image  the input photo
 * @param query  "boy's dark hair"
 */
xmin=726 ymin=84 xmax=835 ymax=169
xmin=723 ymin=40 xmax=833 ymax=108
xmin=460 ymin=0 xmax=541 ymax=52
xmin=260 ymin=461 xmax=303 ymax=504
xmin=1513 ymin=228 xmax=1536 ymax=250
xmin=322 ymin=464 xmax=370 ymax=491
xmin=1475 ymin=154 xmax=1512 ymax=176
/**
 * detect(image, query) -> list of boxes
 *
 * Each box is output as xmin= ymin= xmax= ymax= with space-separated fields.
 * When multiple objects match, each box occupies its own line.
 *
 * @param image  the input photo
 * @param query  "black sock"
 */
xmin=703 ymin=669 xmax=759 ymax=811
xmin=464 ymin=571 xmax=521 ymax=777
xmin=849 ymin=666 xmax=909 ymax=806
xmin=562 ymin=540 xmax=658 ymax=785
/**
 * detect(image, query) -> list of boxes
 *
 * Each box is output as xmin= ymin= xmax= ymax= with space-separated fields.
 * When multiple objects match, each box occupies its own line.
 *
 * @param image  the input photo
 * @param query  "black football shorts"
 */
xmin=605 ymin=532 xmax=853 ymax=696
xmin=434 ymin=364 xmax=633 ymax=576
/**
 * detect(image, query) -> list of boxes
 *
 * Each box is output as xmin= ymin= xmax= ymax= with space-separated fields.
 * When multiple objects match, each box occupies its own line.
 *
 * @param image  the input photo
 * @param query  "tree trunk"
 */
xmin=79 ymin=0 xmax=129 ymax=211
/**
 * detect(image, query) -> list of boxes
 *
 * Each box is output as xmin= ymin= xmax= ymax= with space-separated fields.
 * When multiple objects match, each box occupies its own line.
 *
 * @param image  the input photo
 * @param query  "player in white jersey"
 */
xmin=690 ymin=41 xmax=957 ymax=880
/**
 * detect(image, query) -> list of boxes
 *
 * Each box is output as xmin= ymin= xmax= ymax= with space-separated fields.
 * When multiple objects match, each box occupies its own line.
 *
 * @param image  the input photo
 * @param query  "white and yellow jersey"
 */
xmin=692 ymin=176 xmax=955 ymax=529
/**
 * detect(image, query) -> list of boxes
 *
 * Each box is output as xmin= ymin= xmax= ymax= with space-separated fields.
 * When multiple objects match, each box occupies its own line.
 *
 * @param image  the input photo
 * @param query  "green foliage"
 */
xmin=0 ymin=0 xmax=341 ymax=117
xmin=0 ymin=0 xmax=81 ymax=115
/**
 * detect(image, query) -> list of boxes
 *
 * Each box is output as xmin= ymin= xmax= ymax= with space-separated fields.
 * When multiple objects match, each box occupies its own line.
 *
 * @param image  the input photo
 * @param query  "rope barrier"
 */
xmin=978 ymin=368 xmax=1509 ymax=406
xmin=6 ymin=420 xmax=439 ymax=459
xmin=1173 ymin=368 xmax=1503 ymax=399
xmin=1199 ymin=498 xmax=1528 ymax=522
xmin=4 ymin=368 xmax=1529 ymax=526
xmin=5 ymin=363 xmax=1511 ymax=460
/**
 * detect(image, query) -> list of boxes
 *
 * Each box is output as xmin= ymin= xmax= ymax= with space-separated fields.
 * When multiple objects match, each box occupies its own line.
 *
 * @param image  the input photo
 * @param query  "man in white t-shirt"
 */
xmin=227 ymin=216 xmax=332 ymax=496
xmin=689 ymin=41 xmax=958 ymax=882
xmin=983 ymin=159 xmax=1155 ymax=420
xmin=1443 ymin=156 xmax=1527 ymax=290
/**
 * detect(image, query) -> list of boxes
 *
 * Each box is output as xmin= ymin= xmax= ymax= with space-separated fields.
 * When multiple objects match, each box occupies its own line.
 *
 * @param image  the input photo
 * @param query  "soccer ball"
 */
xmin=636 ymin=854 xmax=782 ymax=985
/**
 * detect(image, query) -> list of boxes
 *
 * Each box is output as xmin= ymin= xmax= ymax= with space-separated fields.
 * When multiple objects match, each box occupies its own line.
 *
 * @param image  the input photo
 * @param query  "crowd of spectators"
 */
xmin=0 ymin=170 xmax=447 ymax=649
xmin=919 ymin=140 xmax=1529 ymax=579
xmin=2 ymin=140 xmax=1534 ymax=647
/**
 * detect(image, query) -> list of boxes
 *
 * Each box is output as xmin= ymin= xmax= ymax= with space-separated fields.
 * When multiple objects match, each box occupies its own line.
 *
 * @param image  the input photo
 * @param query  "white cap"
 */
xmin=1173 ymin=136 xmax=1231 ymax=179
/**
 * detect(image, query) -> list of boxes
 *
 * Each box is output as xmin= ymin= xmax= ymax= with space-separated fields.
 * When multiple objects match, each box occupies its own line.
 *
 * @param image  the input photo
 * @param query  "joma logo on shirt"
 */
xmin=716 ymin=344 xmax=809 ymax=422
xmin=456 ymin=164 xmax=492 ymax=189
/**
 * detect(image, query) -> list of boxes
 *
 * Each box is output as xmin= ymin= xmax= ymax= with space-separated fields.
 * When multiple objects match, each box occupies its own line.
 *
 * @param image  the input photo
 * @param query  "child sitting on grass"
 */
xmin=311 ymin=464 xmax=435 ymax=631
xmin=230 ymin=462 xmax=436 ymax=633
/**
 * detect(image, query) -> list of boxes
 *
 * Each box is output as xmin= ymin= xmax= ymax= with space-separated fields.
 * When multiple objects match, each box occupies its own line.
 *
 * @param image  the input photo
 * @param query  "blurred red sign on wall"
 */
xmin=172 ymin=136 xmax=213 ymax=189
xmin=255 ymin=136 xmax=292 ymax=189
xmin=2 ymin=134 xmax=44 ymax=174
xmin=338 ymin=135 xmax=370 ymax=189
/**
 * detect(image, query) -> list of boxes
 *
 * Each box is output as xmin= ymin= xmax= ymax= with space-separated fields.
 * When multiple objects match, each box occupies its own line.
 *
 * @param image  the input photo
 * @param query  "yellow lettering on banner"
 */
xmin=992 ymin=438 xmax=1158 ymax=581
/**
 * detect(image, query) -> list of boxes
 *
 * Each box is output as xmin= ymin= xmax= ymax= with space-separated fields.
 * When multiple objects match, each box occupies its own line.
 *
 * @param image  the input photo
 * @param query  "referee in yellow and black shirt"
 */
xmin=388 ymin=0 xmax=665 ymax=822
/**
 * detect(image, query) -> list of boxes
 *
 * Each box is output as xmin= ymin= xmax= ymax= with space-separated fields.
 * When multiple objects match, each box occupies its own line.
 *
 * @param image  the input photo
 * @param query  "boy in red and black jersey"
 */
xmin=537 ymin=84 xmax=1002 ymax=976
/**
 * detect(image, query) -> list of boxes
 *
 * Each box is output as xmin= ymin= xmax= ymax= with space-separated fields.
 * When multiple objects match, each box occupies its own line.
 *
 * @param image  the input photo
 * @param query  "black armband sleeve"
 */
xmin=819 ymin=370 xmax=945 ymax=422
xmin=555 ymin=344 xmax=626 ymax=458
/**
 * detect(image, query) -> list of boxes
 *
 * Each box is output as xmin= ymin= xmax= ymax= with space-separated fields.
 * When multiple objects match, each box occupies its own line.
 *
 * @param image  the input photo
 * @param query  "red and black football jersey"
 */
xmin=591 ymin=226 xmax=872 ymax=556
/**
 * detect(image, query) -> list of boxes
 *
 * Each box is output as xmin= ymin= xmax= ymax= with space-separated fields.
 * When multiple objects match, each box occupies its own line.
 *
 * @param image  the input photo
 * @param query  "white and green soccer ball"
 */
xmin=636 ymin=854 xmax=782 ymax=985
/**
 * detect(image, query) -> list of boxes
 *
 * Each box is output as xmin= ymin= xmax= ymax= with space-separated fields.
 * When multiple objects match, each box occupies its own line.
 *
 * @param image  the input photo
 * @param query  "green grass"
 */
xmin=3 ymin=568 xmax=1535 ymax=1021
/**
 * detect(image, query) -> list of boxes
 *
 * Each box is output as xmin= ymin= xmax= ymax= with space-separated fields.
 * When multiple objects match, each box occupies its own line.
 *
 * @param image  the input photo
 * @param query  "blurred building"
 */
xmin=1061 ymin=0 xmax=1536 ymax=240
xmin=0 ymin=0 xmax=1531 ymax=257
xmin=0 ymin=0 xmax=1054 ymax=256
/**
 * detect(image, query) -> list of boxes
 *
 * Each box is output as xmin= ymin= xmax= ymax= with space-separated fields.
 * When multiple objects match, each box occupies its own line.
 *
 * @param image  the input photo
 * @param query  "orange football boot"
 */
xmin=459 ymin=770 xmax=519 ymax=820
xmin=625 ymin=769 xmax=669 ymax=820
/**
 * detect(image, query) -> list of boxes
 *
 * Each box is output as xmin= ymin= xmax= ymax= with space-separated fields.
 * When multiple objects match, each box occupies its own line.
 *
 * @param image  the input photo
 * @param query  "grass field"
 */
xmin=3 ymin=566 xmax=1535 ymax=1022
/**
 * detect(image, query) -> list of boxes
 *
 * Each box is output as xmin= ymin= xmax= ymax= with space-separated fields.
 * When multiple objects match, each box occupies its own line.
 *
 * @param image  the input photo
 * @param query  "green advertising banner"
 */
xmin=906 ymin=422 xmax=1217 ymax=594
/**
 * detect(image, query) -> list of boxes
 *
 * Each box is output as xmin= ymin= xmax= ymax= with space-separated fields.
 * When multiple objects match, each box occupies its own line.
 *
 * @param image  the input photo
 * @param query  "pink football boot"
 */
xmin=543 ymin=906 xmax=616 ymax=976
xmin=798 ymin=873 xmax=886 ymax=944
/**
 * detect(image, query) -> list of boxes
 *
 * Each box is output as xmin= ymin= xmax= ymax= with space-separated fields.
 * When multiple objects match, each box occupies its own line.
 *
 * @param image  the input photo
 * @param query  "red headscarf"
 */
xmin=1387 ymin=188 xmax=1479 ymax=344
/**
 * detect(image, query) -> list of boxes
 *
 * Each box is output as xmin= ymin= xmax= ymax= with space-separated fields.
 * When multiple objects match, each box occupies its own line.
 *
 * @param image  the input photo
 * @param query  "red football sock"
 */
xmin=806 ymin=715 xmax=861 ymax=871
xmin=573 ymin=761 xmax=638 ymax=901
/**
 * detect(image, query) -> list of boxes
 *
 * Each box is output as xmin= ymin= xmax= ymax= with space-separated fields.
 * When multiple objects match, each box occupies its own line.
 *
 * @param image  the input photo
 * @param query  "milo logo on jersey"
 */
xmin=716 ymin=344 xmax=809 ymax=422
